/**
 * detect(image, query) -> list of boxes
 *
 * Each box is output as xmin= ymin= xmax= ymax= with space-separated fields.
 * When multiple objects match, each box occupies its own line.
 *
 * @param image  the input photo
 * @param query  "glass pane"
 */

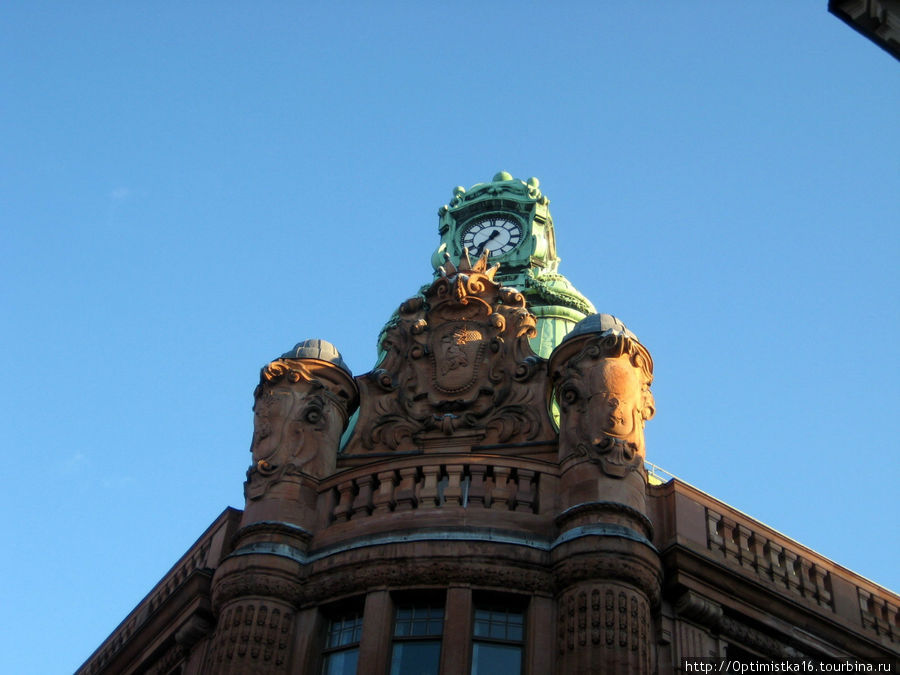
xmin=323 ymin=648 xmax=359 ymax=675
xmin=390 ymin=641 xmax=441 ymax=675
xmin=395 ymin=604 xmax=444 ymax=637
xmin=327 ymin=614 xmax=363 ymax=648
xmin=472 ymin=607 xmax=524 ymax=642
xmin=471 ymin=642 xmax=522 ymax=675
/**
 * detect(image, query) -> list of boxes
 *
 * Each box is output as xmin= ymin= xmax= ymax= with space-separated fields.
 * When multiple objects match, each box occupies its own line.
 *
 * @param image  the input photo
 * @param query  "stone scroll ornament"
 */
xmin=246 ymin=342 xmax=358 ymax=499
xmin=354 ymin=249 xmax=555 ymax=451
xmin=550 ymin=316 xmax=655 ymax=477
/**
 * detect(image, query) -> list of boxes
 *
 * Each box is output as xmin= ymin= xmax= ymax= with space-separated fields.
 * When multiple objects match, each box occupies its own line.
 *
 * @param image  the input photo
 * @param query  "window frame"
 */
xmin=388 ymin=593 xmax=446 ymax=675
xmin=470 ymin=596 xmax=527 ymax=675
xmin=320 ymin=604 xmax=364 ymax=675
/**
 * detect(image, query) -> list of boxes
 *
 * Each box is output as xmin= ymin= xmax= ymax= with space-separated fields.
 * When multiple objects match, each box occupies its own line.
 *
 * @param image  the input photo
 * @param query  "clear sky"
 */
xmin=1 ymin=3 xmax=898 ymax=673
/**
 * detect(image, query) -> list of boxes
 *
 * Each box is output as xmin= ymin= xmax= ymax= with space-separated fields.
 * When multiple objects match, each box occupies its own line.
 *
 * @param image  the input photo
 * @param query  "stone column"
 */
xmin=204 ymin=340 xmax=358 ymax=674
xmin=549 ymin=315 xmax=661 ymax=675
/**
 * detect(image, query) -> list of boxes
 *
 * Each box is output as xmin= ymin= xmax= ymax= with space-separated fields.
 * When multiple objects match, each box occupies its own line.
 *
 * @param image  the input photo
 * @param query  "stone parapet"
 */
xmin=651 ymin=478 xmax=900 ymax=662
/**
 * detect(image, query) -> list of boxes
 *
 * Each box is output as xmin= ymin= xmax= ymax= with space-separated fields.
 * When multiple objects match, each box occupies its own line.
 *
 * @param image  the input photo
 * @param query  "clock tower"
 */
xmin=431 ymin=171 xmax=595 ymax=357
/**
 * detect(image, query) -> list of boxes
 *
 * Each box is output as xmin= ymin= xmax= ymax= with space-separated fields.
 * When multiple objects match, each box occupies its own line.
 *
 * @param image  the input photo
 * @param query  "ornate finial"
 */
xmin=440 ymin=251 xmax=458 ymax=277
xmin=458 ymin=246 xmax=472 ymax=271
xmin=493 ymin=170 xmax=514 ymax=182
xmin=439 ymin=250 xmax=499 ymax=284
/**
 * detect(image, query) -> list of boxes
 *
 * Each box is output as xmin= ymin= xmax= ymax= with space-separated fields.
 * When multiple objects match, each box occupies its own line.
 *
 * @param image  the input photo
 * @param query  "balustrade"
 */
xmin=706 ymin=508 xmax=833 ymax=610
xmin=328 ymin=462 xmax=541 ymax=523
xmin=858 ymin=588 xmax=899 ymax=642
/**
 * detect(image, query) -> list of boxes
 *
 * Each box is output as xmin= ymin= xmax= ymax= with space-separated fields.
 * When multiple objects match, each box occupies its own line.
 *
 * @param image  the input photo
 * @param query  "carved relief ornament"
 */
xmin=551 ymin=328 xmax=655 ymax=477
xmin=246 ymin=357 xmax=358 ymax=498
xmin=351 ymin=250 xmax=555 ymax=452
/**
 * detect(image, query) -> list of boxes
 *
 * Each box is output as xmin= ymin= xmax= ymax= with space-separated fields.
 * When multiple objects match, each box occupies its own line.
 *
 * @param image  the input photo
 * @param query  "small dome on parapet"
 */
xmin=562 ymin=313 xmax=639 ymax=343
xmin=280 ymin=339 xmax=352 ymax=374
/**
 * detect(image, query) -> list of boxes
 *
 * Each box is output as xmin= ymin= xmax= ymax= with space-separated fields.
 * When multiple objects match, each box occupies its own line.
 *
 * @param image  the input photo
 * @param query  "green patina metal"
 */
xmin=432 ymin=171 xmax=595 ymax=359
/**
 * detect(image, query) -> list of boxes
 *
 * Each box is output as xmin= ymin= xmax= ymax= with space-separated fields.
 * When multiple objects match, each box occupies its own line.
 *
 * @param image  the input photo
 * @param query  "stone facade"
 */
xmin=78 ymin=176 xmax=899 ymax=675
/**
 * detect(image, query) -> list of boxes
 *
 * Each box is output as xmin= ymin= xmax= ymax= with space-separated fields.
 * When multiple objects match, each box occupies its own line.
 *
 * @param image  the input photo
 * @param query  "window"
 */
xmin=470 ymin=605 xmax=524 ymax=675
xmin=389 ymin=602 xmax=444 ymax=675
xmin=321 ymin=610 xmax=363 ymax=675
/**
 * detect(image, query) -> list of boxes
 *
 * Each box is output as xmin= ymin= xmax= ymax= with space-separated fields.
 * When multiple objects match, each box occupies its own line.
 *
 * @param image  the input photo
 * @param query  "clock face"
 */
xmin=461 ymin=215 xmax=523 ymax=258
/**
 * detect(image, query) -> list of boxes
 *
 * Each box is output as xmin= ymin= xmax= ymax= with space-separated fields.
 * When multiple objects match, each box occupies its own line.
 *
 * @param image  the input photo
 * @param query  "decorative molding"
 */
xmin=718 ymin=615 xmax=805 ymax=660
xmin=204 ymin=601 xmax=294 ymax=673
xmin=553 ymin=552 xmax=662 ymax=607
xmin=211 ymin=566 xmax=306 ymax=613
xmin=555 ymin=501 xmax=655 ymax=540
xmin=674 ymin=589 xmax=808 ymax=660
xmin=350 ymin=250 xmax=556 ymax=453
xmin=301 ymin=555 xmax=554 ymax=604
xmin=556 ymin=582 xmax=652 ymax=674
xmin=675 ymin=589 xmax=723 ymax=626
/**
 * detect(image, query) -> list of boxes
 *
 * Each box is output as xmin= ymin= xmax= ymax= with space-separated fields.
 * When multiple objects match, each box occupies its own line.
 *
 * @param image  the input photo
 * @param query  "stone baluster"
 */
xmin=394 ymin=467 xmax=419 ymax=510
xmin=491 ymin=466 xmax=512 ymax=510
xmin=706 ymin=509 xmax=724 ymax=552
xmin=818 ymin=568 xmax=833 ymax=607
xmin=784 ymin=551 xmax=802 ymax=595
xmin=442 ymin=464 xmax=464 ymax=506
xmin=736 ymin=525 xmax=757 ymax=570
xmin=515 ymin=469 xmax=537 ymax=513
xmin=797 ymin=558 xmax=815 ymax=601
xmin=467 ymin=464 xmax=488 ymax=507
xmin=332 ymin=479 xmax=355 ymax=521
xmin=723 ymin=518 xmax=741 ymax=565
xmin=372 ymin=470 xmax=397 ymax=514
xmin=418 ymin=465 xmax=441 ymax=508
xmin=350 ymin=474 xmax=374 ymax=519
xmin=762 ymin=541 xmax=779 ymax=582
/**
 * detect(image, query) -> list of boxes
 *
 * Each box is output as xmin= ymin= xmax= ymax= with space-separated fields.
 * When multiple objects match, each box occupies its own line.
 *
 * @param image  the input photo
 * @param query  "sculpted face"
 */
xmin=552 ymin=335 xmax=655 ymax=476
xmin=251 ymin=388 xmax=297 ymax=467
xmin=584 ymin=357 xmax=643 ymax=441
xmin=250 ymin=378 xmax=345 ymax=480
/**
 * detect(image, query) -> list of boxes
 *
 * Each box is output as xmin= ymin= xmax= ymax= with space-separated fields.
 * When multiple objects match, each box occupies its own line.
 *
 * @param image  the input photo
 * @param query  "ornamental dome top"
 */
xmin=562 ymin=313 xmax=639 ymax=344
xmin=280 ymin=339 xmax=351 ymax=375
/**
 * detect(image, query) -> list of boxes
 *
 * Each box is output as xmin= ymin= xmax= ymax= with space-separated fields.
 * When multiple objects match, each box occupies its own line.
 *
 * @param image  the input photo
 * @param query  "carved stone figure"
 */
xmin=550 ymin=314 xmax=654 ymax=478
xmin=245 ymin=340 xmax=358 ymax=500
xmin=347 ymin=250 xmax=556 ymax=453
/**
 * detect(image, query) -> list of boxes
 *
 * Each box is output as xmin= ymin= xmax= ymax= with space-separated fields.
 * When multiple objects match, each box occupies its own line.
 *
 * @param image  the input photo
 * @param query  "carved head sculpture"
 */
xmin=247 ymin=340 xmax=358 ymax=498
xmin=549 ymin=315 xmax=654 ymax=477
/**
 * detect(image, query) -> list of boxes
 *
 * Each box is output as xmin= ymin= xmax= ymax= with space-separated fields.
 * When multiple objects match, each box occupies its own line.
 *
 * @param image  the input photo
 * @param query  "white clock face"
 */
xmin=461 ymin=215 xmax=523 ymax=258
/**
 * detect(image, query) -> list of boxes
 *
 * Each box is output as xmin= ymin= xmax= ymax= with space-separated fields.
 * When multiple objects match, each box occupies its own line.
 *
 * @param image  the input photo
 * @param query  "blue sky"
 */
xmin=1 ymin=3 xmax=898 ymax=673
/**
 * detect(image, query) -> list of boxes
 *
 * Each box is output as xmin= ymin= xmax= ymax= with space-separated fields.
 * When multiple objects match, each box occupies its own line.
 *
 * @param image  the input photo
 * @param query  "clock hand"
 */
xmin=474 ymin=229 xmax=501 ymax=256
